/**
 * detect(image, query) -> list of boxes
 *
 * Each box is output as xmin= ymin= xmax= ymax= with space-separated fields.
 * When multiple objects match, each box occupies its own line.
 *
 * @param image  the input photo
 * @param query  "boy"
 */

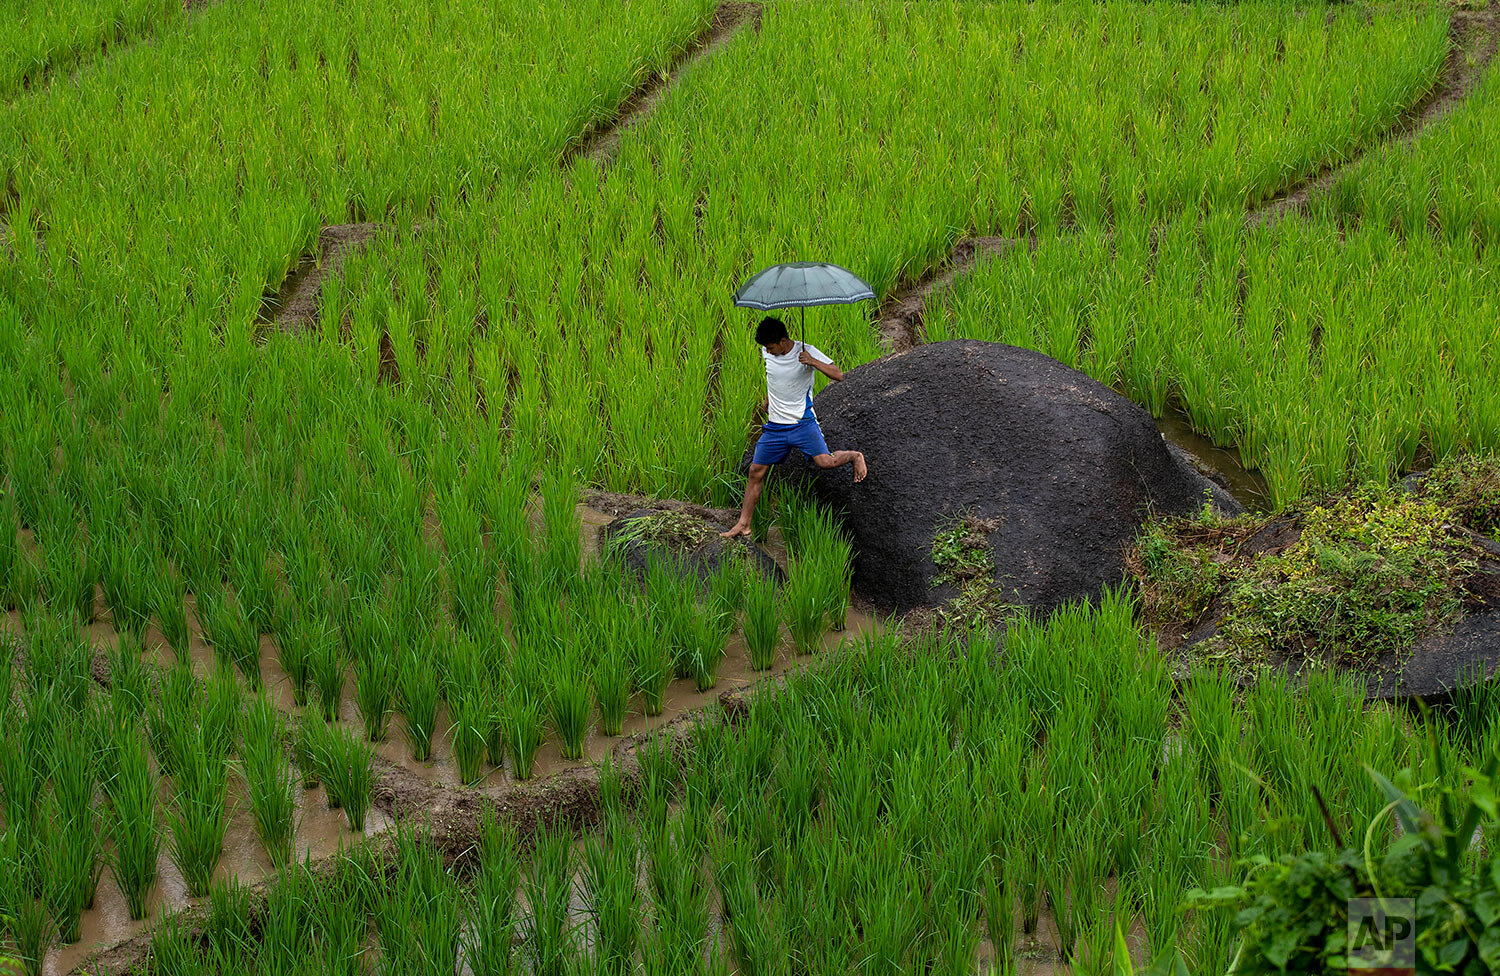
xmin=720 ymin=317 xmax=867 ymax=539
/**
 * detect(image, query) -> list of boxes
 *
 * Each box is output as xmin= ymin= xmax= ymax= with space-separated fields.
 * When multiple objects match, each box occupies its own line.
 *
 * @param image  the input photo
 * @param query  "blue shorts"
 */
xmin=752 ymin=418 xmax=830 ymax=465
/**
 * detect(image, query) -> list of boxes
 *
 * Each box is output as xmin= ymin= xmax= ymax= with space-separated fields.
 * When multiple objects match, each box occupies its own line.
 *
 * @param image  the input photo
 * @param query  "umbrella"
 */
xmin=732 ymin=262 xmax=876 ymax=342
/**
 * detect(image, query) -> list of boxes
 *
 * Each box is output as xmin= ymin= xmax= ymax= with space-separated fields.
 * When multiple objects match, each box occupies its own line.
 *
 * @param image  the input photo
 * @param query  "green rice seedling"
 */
xmin=242 ymin=695 xmax=296 ymax=867
xmin=354 ymin=643 xmax=397 ymax=742
xmin=323 ymin=723 xmax=374 ymax=831
xmin=106 ymin=633 xmax=151 ymax=718
xmin=44 ymin=796 xmax=103 ymax=944
xmin=99 ymin=529 xmax=155 ymax=639
xmin=712 ymin=831 xmax=787 ymax=976
xmin=148 ymin=658 xmax=196 ymax=781
xmin=523 ymin=825 xmax=574 ymax=976
xmin=8 ymin=886 xmax=54 ymax=976
xmin=446 ymin=512 xmax=499 ymax=635
xmin=50 ymin=712 xmax=98 ymax=828
xmin=202 ymin=662 xmax=242 ymax=762
xmin=505 ymin=693 xmax=546 ymax=782
xmin=708 ymin=554 xmax=747 ymax=622
xmin=39 ymin=504 xmax=93 ymax=624
xmin=449 ymin=690 xmax=490 ymax=785
xmin=168 ymin=729 xmax=230 ymax=897
xmin=292 ymin=716 xmax=321 ymax=789
xmin=150 ymin=555 xmax=190 ymax=660
xmin=106 ymin=724 xmax=159 ymax=920
xmin=540 ymin=471 xmax=582 ymax=592
xmin=275 ymin=610 xmax=322 ymax=708
xmin=398 ymin=645 xmax=440 ymax=761
xmin=645 ymin=815 xmax=710 ymax=975
xmin=200 ymin=586 xmax=262 ymax=688
xmin=309 ymin=624 xmax=346 ymax=722
xmin=148 ymin=912 xmax=198 ymax=976
xmin=983 ymin=859 xmax=1016 ymax=976
xmin=378 ymin=827 xmax=463 ymax=976
xmin=781 ymin=563 xmax=826 ymax=656
xmin=625 ymin=596 xmax=672 ymax=717
xmin=743 ymin=569 xmax=780 ymax=671
xmin=593 ymin=646 xmax=630 ymax=737
xmin=203 ymin=878 xmax=255 ymax=970
xmin=582 ymin=815 xmax=639 ymax=976
xmin=0 ymin=492 xmax=17 ymax=603
xmin=642 ymin=557 xmax=695 ymax=679
xmin=548 ymin=649 xmax=592 ymax=761
xmin=689 ymin=603 xmax=733 ymax=692
xmin=464 ymin=807 xmax=521 ymax=976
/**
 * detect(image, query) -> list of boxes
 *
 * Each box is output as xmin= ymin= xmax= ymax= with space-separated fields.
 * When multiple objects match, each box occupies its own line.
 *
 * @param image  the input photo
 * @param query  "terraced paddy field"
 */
xmin=3 ymin=0 xmax=1500 ymax=973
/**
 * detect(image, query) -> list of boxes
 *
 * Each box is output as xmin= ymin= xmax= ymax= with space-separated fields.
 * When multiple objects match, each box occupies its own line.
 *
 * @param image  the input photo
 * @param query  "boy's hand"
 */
xmin=798 ymin=346 xmax=816 ymax=366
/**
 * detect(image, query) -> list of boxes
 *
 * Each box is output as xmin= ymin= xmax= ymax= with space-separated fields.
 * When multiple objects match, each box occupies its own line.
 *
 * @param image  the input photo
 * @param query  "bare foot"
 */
xmin=853 ymin=453 xmax=868 ymax=483
xmin=719 ymin=522 xmax=752 ymax=539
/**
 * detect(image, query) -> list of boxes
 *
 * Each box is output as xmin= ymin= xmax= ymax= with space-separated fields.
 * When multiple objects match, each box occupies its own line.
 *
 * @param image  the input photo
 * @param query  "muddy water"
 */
xmin=42 ymin=779 xmax=392 ymax=976
xmin=1155 ymin=404 xmax=1269 ymax=512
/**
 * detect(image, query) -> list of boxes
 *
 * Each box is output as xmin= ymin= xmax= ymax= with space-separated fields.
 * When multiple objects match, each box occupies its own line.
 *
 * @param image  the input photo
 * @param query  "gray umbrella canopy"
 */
xmin=732 ymin=262 xmax=876 ymax=311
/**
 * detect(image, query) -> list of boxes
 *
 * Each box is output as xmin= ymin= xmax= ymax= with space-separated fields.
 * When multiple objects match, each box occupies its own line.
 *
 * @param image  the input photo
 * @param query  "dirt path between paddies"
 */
xmin=251 ymin=2 xmax=759 ymax=343
xmin=4 ymin=0 xmax=221 ymax=104
xmin=874 ymin=8 xmax=1500 ymax=356
xmin=561 ymin=2 xmax=762 ymax=170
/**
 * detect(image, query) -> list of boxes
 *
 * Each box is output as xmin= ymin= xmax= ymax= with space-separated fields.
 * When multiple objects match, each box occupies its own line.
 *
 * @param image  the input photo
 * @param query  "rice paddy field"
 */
xmin=2 ymin=0 xmax=1499 ymax=972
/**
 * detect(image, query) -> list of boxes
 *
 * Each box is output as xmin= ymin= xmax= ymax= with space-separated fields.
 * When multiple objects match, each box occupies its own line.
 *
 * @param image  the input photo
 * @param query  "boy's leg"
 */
xmin=720 ymin=463 xmax=772 ymax=538
xmin=812 ymin=450 xmax=868 ymax=483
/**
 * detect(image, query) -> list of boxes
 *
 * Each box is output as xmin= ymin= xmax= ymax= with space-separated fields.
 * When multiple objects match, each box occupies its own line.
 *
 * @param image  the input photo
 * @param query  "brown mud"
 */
xmin=560 ymin=2 xmax=762 ymax=169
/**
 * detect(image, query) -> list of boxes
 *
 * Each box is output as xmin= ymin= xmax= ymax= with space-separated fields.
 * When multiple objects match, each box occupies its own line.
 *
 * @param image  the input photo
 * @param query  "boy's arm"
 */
xmin=798 ymin=345 xmax=844 ymax=382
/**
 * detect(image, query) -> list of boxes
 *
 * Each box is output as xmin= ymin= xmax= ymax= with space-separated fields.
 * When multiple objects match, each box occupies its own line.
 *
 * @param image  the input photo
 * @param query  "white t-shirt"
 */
xmin=763 ymin=342 xmax=831 ymax=426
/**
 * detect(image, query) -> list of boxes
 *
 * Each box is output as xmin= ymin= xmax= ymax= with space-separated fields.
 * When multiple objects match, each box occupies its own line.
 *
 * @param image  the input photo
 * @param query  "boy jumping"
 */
xmin=720 ymin=317 xmax=867 ymax=539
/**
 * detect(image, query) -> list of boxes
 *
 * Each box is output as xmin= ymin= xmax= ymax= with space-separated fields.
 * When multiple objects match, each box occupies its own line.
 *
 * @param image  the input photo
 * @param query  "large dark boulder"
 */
xmin=766 ymin=340 xmax=1238 ymax=614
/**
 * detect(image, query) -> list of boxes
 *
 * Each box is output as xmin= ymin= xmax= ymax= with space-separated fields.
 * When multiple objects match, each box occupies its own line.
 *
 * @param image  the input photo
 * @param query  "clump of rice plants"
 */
xmin=276 ymin=610 xmax=325 ymax=708
xmin=548 ymin=647 xmax=592 ymax=761
xmin=151 ymin=557 xmax=190 ymax=660
xmin=242 ymin=694 xmax=296 ymax=867
xmin=783 ymin=497 xmax=853 ymax=631
xmin=308 ymin=621 xmax=346 ymax=722
xmin=743 ymin=568 xmax=780 ymax=671
xmin=583 ymin=814 xmax=639 ymax=976
xmin=97 ymin=526 xmax=155 ymax=639
xmin=292 ymin=716 xmax=321 ymax=790
xmin=104 ymin=723 xmax=159 ymax=920
xmin=168 ymin=726 xmax=230 ymax=897
xmin=323 ymin=722 xmax=374 ymax=831
xmin=464 ymin=808 xmax=521 ymax=976
xmin=199 ymin=585 xmax=262 ymax=688
xmin=504 ymin=692 xmax=546 ymax=781
xmin=780 ymin=562 xmax=826 ymax=656
xmin=38 ymin=495 xmax=93 ymax=623
xmin=593 ymin=646 xmax=630 ymax=737
xmin=523 ymin=825 xmax=574 ymax=976
xmin=44 ymin=793 xmax=102 ymax=945
xmin=540 ymin=471 xmax=582 ymax=591
xmin=689 ymin=602 xmax=732 ymax=691
xmin=398 ymin=643 xmax=440 ymax=762
xmin=628 ymin=600 xmax=673 ymax=717
xmin=448 ymin=689 xmax=490 ymax=785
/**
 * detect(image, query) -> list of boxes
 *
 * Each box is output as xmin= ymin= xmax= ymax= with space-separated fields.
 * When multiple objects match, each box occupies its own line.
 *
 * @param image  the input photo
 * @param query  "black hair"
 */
xmin=755 ymin=316 xmax=789 ymax=346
